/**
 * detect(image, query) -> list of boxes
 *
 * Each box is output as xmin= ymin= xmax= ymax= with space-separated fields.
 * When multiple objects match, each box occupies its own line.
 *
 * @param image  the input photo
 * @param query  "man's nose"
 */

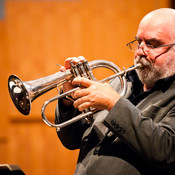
xmin=136 ymin=43 xmax=148 ymax=55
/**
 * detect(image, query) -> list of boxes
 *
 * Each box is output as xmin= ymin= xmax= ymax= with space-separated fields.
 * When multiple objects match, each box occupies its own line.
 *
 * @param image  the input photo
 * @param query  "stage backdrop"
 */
xmin=0 ymin=0 xmax=170 ymax=174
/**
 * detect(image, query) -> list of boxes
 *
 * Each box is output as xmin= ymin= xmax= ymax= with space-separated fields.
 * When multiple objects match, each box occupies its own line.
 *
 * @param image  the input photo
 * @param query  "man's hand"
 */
xmin=60 ymin=56 xmax=85 ymax=106
xmin=71 ymin=77 xmax=121 ymax=111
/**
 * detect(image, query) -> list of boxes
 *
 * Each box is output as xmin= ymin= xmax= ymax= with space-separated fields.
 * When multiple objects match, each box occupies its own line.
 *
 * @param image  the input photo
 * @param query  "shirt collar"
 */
xmin=154 ymin=74 xmax=175 ymax=92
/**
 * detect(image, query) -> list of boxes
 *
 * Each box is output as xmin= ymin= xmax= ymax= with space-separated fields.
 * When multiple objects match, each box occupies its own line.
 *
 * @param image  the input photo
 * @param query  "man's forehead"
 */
xmin=136 ymin=18 xmax=173 ymax=42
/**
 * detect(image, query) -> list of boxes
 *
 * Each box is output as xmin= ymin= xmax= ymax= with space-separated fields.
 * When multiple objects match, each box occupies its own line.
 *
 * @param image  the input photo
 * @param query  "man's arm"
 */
xmin=103 ymin=96 xmax=175 ymax=168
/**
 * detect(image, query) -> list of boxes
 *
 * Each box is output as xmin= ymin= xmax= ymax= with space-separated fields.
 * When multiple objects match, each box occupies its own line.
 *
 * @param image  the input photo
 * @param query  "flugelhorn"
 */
xmin=8 ymin=59 xmax=142 ymax=131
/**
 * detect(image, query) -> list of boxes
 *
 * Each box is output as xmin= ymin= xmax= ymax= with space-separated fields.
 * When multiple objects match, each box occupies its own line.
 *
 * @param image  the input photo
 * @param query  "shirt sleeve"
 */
xmin=55 ymin=99 xmax=90 ymax=150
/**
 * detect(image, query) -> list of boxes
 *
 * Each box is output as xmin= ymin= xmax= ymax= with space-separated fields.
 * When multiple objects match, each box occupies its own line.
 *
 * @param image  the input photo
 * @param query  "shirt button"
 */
xmin=120 ymin=129 xmax=125 ymax=134
xmin=117 ymin=126 xmax=122 ymax=132
xmin=111 ymin=120 xmax=116 ymax=125
xmin=114 ymin=123 xmax=119 ymax=129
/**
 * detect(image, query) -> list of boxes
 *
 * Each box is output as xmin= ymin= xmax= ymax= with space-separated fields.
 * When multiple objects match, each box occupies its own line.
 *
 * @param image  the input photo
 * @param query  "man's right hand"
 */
xmin=60 ymin=56 xmax=86 ymax=106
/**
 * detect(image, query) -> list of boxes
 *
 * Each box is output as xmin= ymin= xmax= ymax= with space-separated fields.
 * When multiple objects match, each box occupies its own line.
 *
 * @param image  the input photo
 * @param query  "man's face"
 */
xmin=134 ymin=18 xmax=175 ymax=87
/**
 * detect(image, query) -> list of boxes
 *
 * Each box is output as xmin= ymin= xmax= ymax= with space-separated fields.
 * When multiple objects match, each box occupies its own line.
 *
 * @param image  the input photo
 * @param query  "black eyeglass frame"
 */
xmin=126 ymin=39 xmax=175 ymax=51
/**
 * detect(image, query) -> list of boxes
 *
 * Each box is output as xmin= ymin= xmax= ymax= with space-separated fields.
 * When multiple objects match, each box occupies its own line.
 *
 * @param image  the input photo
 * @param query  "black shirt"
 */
xmin=126 ymin=69 xmax=175 ymax=105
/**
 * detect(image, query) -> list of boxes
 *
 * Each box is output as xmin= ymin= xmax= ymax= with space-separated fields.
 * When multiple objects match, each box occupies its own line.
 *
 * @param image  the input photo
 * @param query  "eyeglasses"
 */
xmin=126 ymin=39 xmax=175 ymax=52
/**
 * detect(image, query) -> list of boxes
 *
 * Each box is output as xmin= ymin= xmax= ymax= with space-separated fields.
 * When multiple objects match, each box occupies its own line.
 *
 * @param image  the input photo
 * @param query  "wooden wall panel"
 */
xmin=0 ymin=18 xmax=9 ymax=163
xmin=0 ymin=0 xmax=170 ymax=174
xmin=7 ymin=122 xmax=77 ymax=174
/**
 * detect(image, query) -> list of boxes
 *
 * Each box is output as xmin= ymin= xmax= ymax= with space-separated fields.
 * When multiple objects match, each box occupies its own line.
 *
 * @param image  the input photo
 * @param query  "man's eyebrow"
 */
xmin=135 ymin=36 xmax=162 ymax=43
xmin=146 ymin=38 xmax=161 ymax=42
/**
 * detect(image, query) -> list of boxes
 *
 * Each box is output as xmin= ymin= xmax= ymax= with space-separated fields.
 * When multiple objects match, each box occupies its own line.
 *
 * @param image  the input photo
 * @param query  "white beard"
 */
xmin=134 ymin=52 xmax=175 ymax=87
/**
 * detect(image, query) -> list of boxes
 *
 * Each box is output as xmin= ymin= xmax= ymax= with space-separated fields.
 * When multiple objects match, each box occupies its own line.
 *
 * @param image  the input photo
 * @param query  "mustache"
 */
xmin=134 ymin=56 xmax=151 ymax=67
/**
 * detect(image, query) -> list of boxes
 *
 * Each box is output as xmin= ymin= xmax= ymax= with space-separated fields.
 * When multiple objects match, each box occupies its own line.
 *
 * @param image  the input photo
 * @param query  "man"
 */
xmin=55 ymin=8 xmax=175 ymax=175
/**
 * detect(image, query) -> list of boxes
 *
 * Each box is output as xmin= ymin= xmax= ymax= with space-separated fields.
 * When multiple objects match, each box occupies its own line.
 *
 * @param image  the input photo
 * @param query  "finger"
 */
xmin=65 ymin=57 xmax=85 ymax=69
xmin=64 ymin=57 xmax=78 ymax=69
xmin=78 ymin=102 xmax=91 ymax=111
xmin=71 ymin=57 xmax=82 ymax=65
xmin=74 ymin=99 xmax=91 ymax=111
xmin=73 ymin=96 xmax=86 ymax=108
xmin=60 ymin=66 xmax=66 ymax=72
xmin=77 ymin=56 xmax=86 ymax=62
xmin=64 ymin=58 xmax=74 ymax=69
xmin=71 ymin=88 xmax=89 ymax=99
xmin=72 ymin=77 xmax=93 ymax=88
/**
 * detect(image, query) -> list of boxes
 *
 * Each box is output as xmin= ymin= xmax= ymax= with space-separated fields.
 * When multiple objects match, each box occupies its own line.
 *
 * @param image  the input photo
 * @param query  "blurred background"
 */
xmin=0 ymin=0 xmax=173 ymax=174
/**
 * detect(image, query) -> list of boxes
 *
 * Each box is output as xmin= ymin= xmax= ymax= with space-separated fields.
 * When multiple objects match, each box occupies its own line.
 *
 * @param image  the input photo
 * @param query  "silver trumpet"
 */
xmin=8 ymin=59 xmax=142 ymax=131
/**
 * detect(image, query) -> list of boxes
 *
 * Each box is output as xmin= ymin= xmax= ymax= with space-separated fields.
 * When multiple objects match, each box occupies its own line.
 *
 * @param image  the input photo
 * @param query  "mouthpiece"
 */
xmin=135 ymin=63 xmax=143 ymax=69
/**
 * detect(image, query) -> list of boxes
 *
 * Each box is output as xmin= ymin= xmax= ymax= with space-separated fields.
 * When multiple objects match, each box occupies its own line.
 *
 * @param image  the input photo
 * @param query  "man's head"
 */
xmin=134 ymin=8 xmax=175 ymax=89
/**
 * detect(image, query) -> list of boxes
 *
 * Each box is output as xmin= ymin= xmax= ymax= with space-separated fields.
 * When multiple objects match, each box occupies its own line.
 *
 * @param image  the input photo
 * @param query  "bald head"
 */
xmin=139 ymin=8 xmax=175 ymax=41
xmin=142 ymin=8 xmax=175 ymax=20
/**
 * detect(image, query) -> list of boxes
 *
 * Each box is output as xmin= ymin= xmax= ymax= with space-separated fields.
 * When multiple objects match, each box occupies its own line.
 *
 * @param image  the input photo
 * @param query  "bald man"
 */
xmin=56 ymin=8 xmax=175 ymax=175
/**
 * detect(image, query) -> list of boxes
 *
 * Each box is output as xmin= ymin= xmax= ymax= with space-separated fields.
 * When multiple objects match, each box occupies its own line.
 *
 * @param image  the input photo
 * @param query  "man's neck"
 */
xmin=143 ymin=84 xmax=153 ymax=91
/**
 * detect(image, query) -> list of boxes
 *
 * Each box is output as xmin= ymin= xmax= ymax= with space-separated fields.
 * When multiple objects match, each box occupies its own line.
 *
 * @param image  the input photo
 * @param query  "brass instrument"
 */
xmin=8 ymin=59 xmax=142 ymax=131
